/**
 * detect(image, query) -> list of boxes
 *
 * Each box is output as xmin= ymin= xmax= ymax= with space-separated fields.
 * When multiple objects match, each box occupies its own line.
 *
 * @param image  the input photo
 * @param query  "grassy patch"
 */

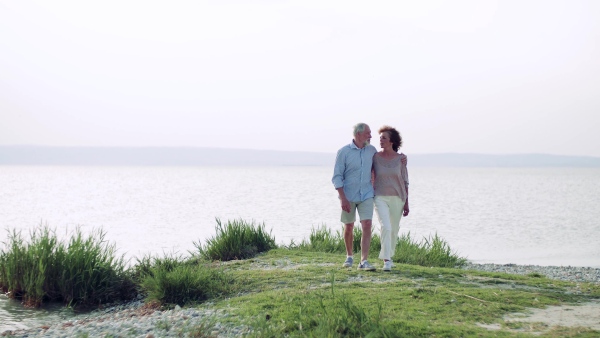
xmin=194 ymin=219 xmax=277 ymax=261
xmin=393 ymin=232 xmax=467 ymax=268
xmin=136 ymin=253 xmax=238 ymax=306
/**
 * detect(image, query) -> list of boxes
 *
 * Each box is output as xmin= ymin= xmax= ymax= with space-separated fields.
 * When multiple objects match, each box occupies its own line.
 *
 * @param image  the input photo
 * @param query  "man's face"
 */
xmin=356 ymin=126 xmax=372 ymax=146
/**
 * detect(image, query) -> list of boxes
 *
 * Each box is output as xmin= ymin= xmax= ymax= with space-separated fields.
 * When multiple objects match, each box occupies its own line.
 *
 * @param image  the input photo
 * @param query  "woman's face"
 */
xmin=379 ymin=131 xmax=392 ymax=150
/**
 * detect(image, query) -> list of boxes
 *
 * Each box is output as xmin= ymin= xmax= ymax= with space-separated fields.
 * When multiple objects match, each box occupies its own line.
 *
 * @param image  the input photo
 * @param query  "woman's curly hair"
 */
xmin=379 ymin=125 xmax=402 ymax=152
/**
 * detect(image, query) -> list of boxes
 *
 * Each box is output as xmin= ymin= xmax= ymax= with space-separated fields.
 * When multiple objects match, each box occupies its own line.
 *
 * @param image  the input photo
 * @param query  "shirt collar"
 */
xmin=350 ymin=140 xmax=361 ymax=149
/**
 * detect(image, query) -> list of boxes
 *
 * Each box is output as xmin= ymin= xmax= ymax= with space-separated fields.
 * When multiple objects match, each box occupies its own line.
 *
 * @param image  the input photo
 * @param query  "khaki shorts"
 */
xmin=341 ymin=198 xmax=374 ymax=224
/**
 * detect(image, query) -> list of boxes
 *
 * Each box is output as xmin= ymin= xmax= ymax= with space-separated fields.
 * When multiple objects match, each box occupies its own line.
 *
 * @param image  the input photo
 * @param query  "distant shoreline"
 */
xmin=1 ymin=146 xmax=599 ymax=167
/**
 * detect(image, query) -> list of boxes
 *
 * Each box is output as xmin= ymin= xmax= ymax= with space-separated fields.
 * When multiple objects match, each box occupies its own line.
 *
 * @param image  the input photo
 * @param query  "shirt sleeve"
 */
xmin=332 ymin=149 xmax=345 ymax=189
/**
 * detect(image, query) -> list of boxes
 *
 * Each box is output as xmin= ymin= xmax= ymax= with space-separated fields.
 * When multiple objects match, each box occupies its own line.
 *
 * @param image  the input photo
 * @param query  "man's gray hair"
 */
xmin=353 ymin=123 xmax=369 ymax=136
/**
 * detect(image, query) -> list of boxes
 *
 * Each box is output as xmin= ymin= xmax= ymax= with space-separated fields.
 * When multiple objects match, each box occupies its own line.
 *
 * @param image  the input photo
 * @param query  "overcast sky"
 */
xmin=1 ymin=0 xmax=599 ymax=156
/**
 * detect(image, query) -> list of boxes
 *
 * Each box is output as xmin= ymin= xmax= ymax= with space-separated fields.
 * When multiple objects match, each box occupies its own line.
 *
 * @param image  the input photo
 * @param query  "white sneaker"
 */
xmin=383 ymin=261 xmax=392 ymax=272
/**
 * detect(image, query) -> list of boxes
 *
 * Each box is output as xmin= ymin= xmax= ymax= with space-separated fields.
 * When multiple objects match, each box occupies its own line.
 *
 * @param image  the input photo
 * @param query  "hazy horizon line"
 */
xmin=2 ymin=145 xmax=599 ymax=159
xmin=1 ymin=146 xmax=599 ymax=167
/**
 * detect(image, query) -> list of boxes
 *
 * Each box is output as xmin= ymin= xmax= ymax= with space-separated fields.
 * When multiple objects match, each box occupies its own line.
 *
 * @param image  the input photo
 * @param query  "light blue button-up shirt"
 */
xmin=332 ymin=141 xmax=378 ymax=203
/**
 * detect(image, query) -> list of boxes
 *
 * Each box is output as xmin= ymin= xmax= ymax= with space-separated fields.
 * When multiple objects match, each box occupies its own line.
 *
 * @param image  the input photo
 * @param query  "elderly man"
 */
xmin=332 ymin=123 xmax=378 ymax=271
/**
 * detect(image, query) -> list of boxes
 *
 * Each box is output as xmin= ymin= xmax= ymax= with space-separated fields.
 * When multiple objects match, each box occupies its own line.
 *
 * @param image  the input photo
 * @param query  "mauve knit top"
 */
xmin=373 ymin=153 xmax=409 ymax=202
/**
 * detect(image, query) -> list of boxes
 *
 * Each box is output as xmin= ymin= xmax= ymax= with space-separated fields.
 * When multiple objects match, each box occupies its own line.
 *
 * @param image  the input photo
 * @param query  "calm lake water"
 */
xmin=1 ymin=165 xmax=600 ymax=332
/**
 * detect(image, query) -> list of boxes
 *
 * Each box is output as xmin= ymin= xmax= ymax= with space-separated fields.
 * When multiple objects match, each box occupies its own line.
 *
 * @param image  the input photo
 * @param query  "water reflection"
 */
xmin=0 ymin=293 xmax=75 ymax=333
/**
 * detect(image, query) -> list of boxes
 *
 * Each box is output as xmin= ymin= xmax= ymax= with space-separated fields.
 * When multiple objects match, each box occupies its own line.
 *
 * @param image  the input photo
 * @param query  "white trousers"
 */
xmin=374 ymin=195 xmax=405 ymax=260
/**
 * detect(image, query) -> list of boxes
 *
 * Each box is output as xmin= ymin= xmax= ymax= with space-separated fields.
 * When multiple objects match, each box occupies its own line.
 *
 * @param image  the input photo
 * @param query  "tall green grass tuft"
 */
xmin=195 ymin=219 xmax=277 ymax=261
xmin=393 ymin=232 xmax=467 ymax=268
xmin=0 ymin=228 xmax=51 ymax=305
xmin=288 ymin=226 xmax=465 ymax=268
xmin=0 ymin=225 xmax=132 ymax=307
xmin=367 ymin=228 xmax=381 ymax=254
xmin=137 ymin=254 xmax=236 ymax=306
xmin=292 ymin=226 xmax=345 ymax=252
xmin=132 ymin=252 xmax=184 ymax=285
xmin=292 ymin=225 xmax=381 ymax=255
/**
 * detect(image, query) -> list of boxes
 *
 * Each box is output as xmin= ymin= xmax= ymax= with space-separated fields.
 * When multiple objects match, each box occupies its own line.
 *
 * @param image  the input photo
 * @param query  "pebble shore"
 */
xmin=1 ymin=300 xmax=250 ymax=338
xmin=3 ymin=263 xmax=599 ymax=338
xmin=461 ymin=263 xmax=600 ymax=284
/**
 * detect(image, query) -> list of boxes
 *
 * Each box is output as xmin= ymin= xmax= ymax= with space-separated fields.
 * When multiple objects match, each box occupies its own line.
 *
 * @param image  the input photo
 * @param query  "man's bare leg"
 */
xmin=344 ymin=223 xmax=354 ymax=256
xmin=360 ymin=219 xmax=372 ymax=262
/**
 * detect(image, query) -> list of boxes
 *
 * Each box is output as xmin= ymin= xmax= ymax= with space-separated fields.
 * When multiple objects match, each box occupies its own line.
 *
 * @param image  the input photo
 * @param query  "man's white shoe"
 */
xmin=383 ymin=261 xmax=392 ymax=272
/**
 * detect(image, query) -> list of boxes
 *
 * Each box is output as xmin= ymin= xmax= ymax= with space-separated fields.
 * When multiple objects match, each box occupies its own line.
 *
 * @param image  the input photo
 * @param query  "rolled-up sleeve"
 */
xmin=332 ymin=149 xmax=345 ymax=189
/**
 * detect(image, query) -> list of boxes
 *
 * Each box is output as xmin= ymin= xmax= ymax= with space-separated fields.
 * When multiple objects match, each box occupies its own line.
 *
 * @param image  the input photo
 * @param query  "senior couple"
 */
xmin=332 ymin=123 xmax=409 ymax=272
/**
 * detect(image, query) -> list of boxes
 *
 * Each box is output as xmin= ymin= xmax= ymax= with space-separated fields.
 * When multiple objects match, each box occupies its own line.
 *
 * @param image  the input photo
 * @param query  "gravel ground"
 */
xmin=461 ymin=263 xmax=600 ymax=284
xmin=1 ymin=300 xmax=250 ymax=338
xmin=3 ymin=263 xmax=599 ymax=338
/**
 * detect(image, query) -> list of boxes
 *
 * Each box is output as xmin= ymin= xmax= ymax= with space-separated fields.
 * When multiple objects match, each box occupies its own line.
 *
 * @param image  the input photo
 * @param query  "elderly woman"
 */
xmin=373 ymin=125 xmax=409 ymax=272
